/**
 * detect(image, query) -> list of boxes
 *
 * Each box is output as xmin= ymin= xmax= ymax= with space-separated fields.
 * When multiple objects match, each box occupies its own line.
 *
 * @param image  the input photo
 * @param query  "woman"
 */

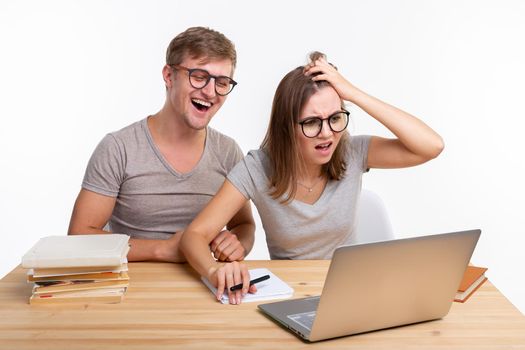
xmin=180 ymin=52 xmax=444 ymax=304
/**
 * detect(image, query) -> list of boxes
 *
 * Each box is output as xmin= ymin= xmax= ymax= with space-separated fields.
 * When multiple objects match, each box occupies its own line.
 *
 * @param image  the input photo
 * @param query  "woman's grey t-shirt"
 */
xmin=82 ymin=117 xmax=243 ymax=239
xmin=227 ymin=135 xmax=371 ymax=260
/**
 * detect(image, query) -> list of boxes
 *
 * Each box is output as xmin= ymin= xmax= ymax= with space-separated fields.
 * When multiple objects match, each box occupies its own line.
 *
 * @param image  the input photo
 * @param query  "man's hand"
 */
xmin=210 ymin=230 xmax=246 ymax=262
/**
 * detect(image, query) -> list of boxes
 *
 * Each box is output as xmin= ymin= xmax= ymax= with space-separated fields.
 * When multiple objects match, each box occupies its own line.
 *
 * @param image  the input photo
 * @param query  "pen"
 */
xmin=230 ymin=274 xmax=270 ymax=292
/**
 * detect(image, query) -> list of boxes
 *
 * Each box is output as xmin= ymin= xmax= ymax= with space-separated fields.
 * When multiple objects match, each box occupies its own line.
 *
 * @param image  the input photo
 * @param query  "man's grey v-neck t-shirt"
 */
xmin=82 ymin=117 xmax=243 ymax=239
xmin=227 ymin=135 xmax=371 ymax=260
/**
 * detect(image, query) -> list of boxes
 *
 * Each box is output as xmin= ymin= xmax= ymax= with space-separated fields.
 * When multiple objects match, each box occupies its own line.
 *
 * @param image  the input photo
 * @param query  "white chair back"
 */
xmin=354 ymin=189 xmax=394 ymax=243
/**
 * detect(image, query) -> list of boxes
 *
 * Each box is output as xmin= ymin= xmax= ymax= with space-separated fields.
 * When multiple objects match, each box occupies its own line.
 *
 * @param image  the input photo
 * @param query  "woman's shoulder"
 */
xmin=244 ymin=148 xmax=270 ymax=169
xmin=227 ymin=148 xmax=271 ymax=194
xmin=343 ymin=134 xmax=372 ymax=172
xmin=346 ymin=135 xmax=371 ymax=156
xmin=348 ymin=134 xmax=371 ymax=148
xmin=246 ymin=148 xmax=268 ymax=160
xmin=231 ymin=148 xmax=270 ymax=179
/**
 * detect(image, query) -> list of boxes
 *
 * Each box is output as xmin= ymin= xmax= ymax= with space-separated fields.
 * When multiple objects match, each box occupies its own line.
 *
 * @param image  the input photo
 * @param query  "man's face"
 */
xmin=167 ymin=56 xmax=234 ymax=131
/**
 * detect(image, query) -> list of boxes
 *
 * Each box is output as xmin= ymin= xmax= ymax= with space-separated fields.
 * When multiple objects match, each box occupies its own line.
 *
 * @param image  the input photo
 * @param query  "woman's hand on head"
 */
xmin=208 ymin=261 xmax=257 ymax=305
xmin=303 ymin=57 xmax=357 ymax=101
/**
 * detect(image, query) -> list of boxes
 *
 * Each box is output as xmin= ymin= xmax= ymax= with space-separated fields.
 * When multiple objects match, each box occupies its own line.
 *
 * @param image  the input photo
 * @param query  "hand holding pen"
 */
xmin=210 ymin=261 xmax=258 ymax=305
xmin=230 ymin=274 xmax=270 ymax=291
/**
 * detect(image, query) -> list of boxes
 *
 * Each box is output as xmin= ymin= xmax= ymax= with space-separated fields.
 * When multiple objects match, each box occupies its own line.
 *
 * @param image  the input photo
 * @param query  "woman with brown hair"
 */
xmin=180 ymin=52 xmax=444 ymax=304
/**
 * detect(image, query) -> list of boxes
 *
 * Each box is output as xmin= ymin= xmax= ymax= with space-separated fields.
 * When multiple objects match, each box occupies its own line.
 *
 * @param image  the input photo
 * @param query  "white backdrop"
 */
xmin=1 ymin=0 xmax=524 ymax=314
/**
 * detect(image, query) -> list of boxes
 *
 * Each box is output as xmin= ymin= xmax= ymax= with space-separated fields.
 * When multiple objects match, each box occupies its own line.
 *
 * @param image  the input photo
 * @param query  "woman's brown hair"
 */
xmin=260 ymin=52 xmax=349 ymax=203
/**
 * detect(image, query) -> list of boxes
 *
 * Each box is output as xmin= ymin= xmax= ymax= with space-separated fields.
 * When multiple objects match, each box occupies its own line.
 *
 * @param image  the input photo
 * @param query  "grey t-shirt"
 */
xmin=82 ymin=117 xmax=243 ymax=239
xmin=227 ymin=135 xmax=371 ymax=260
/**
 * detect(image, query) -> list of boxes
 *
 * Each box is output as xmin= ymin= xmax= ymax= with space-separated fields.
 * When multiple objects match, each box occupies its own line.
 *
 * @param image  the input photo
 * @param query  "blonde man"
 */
xmin=68 ymin=27 xmax=254 ymax=263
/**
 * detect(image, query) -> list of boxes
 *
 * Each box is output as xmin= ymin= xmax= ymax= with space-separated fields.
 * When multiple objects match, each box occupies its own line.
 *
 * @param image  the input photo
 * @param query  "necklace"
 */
xmin=297 ymin=176 xmax=323 ymax=193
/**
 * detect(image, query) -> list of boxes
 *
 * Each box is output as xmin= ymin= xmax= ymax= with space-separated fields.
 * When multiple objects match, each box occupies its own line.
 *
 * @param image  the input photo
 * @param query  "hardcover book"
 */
xmin=454 ymin=265 xmax=488 ymax=303
xmin=22 ymin=234 xmax=130 ymax=268
xmin=33 ymin=279 xmax=130 ymax=294
xmin=30 ymin=264 xmax=128 ymax=278
xmin=28 ymin=271 xmax=129 ymax=283
xmin=29 ymin=287 xmax=126 ymax=304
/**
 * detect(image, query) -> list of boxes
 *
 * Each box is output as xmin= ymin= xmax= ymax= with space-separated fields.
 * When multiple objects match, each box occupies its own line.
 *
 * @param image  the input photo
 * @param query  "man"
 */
xmin=68 ymin=27 xmax=254 ymax=263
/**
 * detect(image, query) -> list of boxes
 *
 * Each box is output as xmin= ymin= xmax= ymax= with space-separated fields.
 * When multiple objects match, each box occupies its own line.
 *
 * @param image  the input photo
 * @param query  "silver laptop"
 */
xmin=258 ymin=229 xmax=481 ymax=342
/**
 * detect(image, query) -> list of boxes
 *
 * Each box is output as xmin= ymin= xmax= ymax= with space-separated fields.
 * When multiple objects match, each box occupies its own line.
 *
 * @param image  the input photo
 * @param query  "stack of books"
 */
xmin=21 ymin=234 xmax=130 ymax=304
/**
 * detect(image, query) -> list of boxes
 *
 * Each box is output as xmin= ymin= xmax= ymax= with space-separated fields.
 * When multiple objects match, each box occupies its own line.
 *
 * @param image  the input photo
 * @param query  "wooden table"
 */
xmin=1 ymin=260 xmax=524 ymax=349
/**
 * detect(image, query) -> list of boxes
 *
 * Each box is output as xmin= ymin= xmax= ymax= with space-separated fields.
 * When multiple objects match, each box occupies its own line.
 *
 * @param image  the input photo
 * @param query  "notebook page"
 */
xmin=201 ymin=268 xmax=294 ymax=304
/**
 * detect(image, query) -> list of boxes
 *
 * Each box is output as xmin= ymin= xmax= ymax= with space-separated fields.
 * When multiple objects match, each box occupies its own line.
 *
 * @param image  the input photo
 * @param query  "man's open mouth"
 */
xmin=192 ymin=98 xmax=212 ymax=112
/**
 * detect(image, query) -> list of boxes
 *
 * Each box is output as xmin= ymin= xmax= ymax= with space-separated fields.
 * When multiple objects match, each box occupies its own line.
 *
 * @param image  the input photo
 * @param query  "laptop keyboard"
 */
xmin=287 ymin=311 xmax=316 ymax=331
xmin=285 ymin=296 xmax=321 ymax=331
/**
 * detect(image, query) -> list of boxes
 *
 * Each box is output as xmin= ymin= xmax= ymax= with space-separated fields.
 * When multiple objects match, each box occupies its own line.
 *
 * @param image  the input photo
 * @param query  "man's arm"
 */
xmin=228 ymin=203 xmax=255 ymax=255
xmin=68 ymin=189 xmax=185 ymax=262
xmin=210 ymin=202 xmax=255 ymax=261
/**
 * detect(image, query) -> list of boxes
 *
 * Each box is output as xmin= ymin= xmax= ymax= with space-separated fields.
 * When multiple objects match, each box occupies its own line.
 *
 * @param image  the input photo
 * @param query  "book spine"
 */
xmin=22 ymin=256 xmax=127 ymax=269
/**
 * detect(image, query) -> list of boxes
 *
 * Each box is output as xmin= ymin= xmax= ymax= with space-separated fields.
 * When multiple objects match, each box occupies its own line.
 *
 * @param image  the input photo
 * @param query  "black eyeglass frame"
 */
xmin=170 ymin=64 xmax=237 ymax=96
xmin=297 ymin=110 xmax=350 ymax=138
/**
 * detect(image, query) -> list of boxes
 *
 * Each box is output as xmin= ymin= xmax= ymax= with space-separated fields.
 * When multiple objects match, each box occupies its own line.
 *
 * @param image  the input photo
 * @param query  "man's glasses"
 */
xmin=170 ymin=65 xmax=237 ymax=96
xmin=298 ymin=110 xmax=350 ymax=138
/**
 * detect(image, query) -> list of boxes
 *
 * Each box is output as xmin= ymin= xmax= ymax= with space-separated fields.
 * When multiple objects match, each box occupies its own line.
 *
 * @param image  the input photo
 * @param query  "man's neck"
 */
xmin=149 ymin=109 xmax=206 ymax=146
xmin=146 ymin=110 xmax=207 ymax=174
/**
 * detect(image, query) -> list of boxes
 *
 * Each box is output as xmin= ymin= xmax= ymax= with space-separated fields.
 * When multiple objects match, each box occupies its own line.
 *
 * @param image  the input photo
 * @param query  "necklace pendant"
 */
xmin=297 ymin=177 xmax=323 ymax=194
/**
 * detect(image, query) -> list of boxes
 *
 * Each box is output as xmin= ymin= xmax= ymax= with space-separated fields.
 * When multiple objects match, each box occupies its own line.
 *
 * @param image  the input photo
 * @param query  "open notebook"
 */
xmin=201 ymin=268 xmax=294 ymax=304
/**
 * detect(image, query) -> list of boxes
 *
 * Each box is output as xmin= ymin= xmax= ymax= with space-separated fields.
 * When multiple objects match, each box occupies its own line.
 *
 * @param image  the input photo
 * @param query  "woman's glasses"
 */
xmin=298 ymin=110 xmax=350 ymax=138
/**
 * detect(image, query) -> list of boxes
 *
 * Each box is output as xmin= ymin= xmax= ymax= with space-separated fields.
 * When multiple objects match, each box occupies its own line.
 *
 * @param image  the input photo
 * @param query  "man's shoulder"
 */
xmin=207 ymin=126 xmax=237 ymax=145
xmin=205 ymin=127 xmax=244 ymax=169
xmin=91 ymin=118 xmax=148 ymax=157
xmin=107 ymin=118 xmax=146 ymax=141
xmin=206 ymin=127 xmax=241 ymax=152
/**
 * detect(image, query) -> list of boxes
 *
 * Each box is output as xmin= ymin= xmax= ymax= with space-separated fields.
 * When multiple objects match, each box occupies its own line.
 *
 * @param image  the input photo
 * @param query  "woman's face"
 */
xmin=296 ymin=86 xmax=345 ymax=170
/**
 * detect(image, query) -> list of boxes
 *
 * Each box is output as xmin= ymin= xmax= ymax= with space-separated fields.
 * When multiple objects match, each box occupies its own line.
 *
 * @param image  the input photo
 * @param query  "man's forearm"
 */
xmin=127 ymin=234 xmax=185 ymax=263
xmin=70 ymin=226 xmax=185 ymax=263
xmin=68 ymin=226 xmax=110 ymax=235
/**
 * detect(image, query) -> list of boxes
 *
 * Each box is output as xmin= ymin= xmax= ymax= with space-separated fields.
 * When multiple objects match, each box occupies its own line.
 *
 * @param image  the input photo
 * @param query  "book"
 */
xmin=28 ymin=271 xmax=129 ymax=283
xmin=454 ymin=265 xmax=488 ymax=303
xmin=33 ymin=279 xmax=130 ymax=294
xmin=29 ymin=264 xmax=129 ymax=278
xmin=201 ymin=268 xmax=294 ymax=304
xmin=29 ymin=287 xmax=126 ymax=305
xmin=21 ymin=234 xmax=130 ymax=269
